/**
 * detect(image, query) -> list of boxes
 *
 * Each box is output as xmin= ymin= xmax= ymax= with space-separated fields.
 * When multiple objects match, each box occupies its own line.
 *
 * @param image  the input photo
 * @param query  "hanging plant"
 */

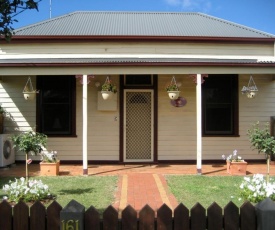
xmin=241 ymin=75 xmax=258 ymax=99
xmin=23 ymin=77 xmax=38 ymax=100
xmin=166 ymin=76 xmax=180 ymax=100
xmin=101 ymin=76 xmax=117 ymax=100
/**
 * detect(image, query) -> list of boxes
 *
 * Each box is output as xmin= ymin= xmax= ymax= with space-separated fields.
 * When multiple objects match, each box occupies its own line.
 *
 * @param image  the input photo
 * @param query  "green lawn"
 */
xmin=0 ymin=176 xmax=118 ymax=214
xmin=166 ymin=175 xmax=261 ymax=209
xmin=1 ymin=174 xmax=274 ymax=212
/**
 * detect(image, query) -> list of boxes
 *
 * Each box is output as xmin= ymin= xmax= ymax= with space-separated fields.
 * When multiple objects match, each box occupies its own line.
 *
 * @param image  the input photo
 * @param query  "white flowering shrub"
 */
xmin=2 ymin=177 xmax=54 ymax=203
xmin=240 ymin=174 xmax=275 ymax=203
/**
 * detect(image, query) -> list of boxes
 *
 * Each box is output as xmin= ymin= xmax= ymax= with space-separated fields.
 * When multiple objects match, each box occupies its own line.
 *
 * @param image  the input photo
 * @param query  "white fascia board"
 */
xmin=1 ymin=53 xmax=275 ymax=63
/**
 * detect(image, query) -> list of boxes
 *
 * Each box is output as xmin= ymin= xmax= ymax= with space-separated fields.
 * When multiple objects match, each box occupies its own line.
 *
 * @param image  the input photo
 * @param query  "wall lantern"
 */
xmin=241 ymin=75 xmax=258 ymax=99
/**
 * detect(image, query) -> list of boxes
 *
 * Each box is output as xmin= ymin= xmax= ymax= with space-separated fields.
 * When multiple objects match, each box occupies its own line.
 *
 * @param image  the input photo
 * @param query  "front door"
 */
xmin=124 ymin=90 xmax=154 ymax=162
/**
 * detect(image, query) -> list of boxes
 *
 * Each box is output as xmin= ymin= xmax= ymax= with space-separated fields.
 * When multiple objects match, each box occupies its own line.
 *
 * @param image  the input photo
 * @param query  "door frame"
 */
xmin=119 ymin=75 xmax=158 ymax=163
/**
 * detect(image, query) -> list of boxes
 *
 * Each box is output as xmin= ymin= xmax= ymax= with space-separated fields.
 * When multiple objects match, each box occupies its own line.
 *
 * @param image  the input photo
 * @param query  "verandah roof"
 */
xmin=1 ymin=58 xmax=275 ymax=66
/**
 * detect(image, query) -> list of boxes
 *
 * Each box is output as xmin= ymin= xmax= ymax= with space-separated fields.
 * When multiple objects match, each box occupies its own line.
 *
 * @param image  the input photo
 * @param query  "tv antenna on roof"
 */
xmin=50 ymin=0 xmax=52 ymax=18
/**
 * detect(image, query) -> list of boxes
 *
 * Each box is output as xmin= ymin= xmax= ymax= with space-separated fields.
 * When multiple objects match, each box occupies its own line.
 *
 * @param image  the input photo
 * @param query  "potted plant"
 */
xmin=22 ymin=77 xmax=37 ymax=100
xmin=222 ymin=150 xmax=247 ymax=175
xmin=247 ymin=121 xmax=275 ymax=182
xmin=166 ymin=77 xmax=180 ymax=100
xmin=11 ymin=131 xmax=47 ymax=180
xmin=101 ymin=77 xmax=117 ymax=100
xmin=40 ymin=150 xmax=60 ymax=176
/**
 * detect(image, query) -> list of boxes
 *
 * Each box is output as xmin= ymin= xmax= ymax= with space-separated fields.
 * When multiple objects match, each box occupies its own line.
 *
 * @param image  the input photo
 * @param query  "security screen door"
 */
xmin=124 ymin=90 xmax=154 ymax=162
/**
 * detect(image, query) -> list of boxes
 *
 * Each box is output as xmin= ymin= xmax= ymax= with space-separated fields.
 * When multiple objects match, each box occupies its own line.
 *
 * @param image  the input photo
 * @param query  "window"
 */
xmin=202 ymin=74 xmax=238 ymax=136
xmin=125 ymin=75 xmax=152 ymax=86
xmin=37 ymin=76 xmax=76 ymax=136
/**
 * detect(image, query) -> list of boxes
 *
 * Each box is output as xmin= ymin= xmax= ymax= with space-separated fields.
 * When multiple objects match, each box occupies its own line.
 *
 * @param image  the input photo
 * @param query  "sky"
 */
xmin=13 ymin=0 xmax=275 ymax=35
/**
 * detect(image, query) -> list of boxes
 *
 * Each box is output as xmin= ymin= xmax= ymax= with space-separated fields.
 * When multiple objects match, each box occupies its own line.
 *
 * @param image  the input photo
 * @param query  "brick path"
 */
xmin=112 ymin=173 xmax=178 ymax=215
xmin=1 ymin=162 xmax=274 ymax=213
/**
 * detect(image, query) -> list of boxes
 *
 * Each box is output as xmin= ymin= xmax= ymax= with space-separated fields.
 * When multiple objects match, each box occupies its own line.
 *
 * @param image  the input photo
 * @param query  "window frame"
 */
xmin=36 ymin=75 xmax=76 ymax=137
xmin=202 ymin=74 xmax=239 ymax=137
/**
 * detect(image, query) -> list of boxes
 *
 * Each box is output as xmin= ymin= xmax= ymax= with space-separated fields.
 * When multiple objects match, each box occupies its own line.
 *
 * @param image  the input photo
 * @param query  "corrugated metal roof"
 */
xmin=14 ymin=11 xmax=275 ymax=38
xmin=0 ymin=58 xmax=268 ymax=64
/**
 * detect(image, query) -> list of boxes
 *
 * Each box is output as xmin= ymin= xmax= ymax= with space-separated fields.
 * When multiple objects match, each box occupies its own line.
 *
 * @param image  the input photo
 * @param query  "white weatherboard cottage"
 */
xmin=0 ymin=12 xmax=274 ymax=174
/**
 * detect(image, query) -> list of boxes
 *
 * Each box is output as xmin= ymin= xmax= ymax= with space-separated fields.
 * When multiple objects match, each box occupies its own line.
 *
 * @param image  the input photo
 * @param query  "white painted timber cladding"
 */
xmin=0 ymin=74 xmax=274 ymax=161
xmin=1 ymin=39 xmax=275 ymax=161
xmin=158 ymin=75 xmax=274 ymax=161
xmin=0 ymin=42 xmax=273 ymax=56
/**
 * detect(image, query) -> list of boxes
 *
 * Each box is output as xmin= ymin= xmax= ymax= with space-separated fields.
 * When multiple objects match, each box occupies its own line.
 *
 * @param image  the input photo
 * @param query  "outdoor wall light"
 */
xmin=95 ymin=82 xmax=101 ymax=87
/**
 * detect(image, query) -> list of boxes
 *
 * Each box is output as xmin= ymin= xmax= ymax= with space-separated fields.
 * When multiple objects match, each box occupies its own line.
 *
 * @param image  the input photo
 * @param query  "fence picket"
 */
xmin=139 ymin=204 xmax=155 ymax=230
xmin=0 ymin=200 xmax=12 ymax=230
xmin=122 ymin=205 xmax=137 ymax=230
xmin=174 ymin=203 xmax=189 ymax=230
xmin=13 ymin=201 xmax=29 ymax=230
xmin=207 ymin=202 xmax=222 ymax=230
xmin=46 ymin=200 xmax=62 ymax=230
xmin=0 ymin=200 xmax=262 ymax=230
xmin=103 ymin=205 xmax=118 ymax=230
xmin=224 ymin=201 xmax=239 ymax=230
xmin=157 ymin=204 xmax=172 ymax=230
xmin=240 ymin=201 xmax=256 ymax=230
xmin=30 ymin=201 xmax=46 ymax=230
xmin=190 ymin=203 xmax=206 ymax=230
xmin=85 ymin=205 xmax=100 ymax=230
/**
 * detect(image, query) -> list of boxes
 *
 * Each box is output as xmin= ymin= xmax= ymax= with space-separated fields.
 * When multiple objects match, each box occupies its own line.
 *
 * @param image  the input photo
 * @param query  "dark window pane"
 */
xmin=202 ymin=74 xmax=238 ymax=136
xmin=205 ymin=104 xmax=232 ymax=134
xmin=37 ymin=76 xmax=75 ymax=136
xmin=42 ymin=90 xmax=70 ymax=103
xmin=125 ymin=75 xmax=152 ymax=85
xmin=42 ymin=105 xmax=71 ymax=134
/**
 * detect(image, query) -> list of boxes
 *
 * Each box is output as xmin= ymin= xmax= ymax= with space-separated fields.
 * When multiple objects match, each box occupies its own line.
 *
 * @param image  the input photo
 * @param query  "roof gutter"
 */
xmin=1 ymin=62 xmax=275 ymax=67
xmin=4 ymin=35 xmax=275 ymax=44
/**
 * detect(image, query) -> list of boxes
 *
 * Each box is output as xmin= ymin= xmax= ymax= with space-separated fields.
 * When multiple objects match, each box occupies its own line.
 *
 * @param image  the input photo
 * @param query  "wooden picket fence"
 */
xmin=0 ymin=200 xmax=257 ymax=230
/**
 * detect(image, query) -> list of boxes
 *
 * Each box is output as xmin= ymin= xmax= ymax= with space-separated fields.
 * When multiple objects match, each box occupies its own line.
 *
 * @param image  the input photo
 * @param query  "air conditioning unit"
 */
xmin=0 ymin=134 xmax=15 ymax=167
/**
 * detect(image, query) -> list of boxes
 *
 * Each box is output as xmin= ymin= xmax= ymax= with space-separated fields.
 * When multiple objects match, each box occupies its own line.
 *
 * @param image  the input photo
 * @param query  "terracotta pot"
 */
xmin=227 ymin=161 xmax=247 ymax=175
xmin=40 ymin=161 xmax=60 ymax=176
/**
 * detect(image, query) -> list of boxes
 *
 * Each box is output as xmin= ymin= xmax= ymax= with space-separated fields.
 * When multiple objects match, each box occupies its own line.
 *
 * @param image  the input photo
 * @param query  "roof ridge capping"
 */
xmin=198 ymin=12 xmax=275 ymax=38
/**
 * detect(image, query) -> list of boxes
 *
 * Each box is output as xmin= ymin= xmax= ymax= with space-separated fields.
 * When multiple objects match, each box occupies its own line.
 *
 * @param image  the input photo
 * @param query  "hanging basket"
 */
xmin=101 ymin=76 xmax=117 ymax=100
xmin=101 ymin=91 xmax=114 ymax=100
xmin=23 ymin=77 xmax=38 ymax=100
xmin=23 ymin=92 xmax=36 ymax=100
xmin=241 ymin=76 xmax=258 ymax=99
xmin=166 ymin=76 xmax=180 ymax=100
xmin=168 ymin=91 xmax=180 ymax=100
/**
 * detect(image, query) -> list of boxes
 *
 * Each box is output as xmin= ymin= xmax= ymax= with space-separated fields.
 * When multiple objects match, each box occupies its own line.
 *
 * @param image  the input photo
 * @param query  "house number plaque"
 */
xmin=60 ymin=200 xmax=85 ymax=230
xmin=61 ymin=220 xmax=80 ymax=230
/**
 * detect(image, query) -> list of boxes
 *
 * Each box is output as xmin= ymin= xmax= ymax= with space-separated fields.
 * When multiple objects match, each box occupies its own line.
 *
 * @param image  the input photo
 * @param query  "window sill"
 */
xmin=47 ymin=135 xmax=78 ymax=138
xmin=202 ymin=135 xmax=240 ymax=137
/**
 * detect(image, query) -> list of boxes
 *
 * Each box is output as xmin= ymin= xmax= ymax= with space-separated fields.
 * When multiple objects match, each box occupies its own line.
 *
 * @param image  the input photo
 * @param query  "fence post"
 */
xmin=60 ymin=200 xmax=85 ymax=230
xmin=255 ymin=198 xmax=275 ymax=230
